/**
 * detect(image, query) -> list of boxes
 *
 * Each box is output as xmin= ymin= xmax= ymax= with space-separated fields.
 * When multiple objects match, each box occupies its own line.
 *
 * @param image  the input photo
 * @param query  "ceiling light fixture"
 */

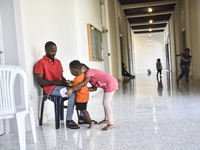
xmin=149 ymin=28 xmax=152 ymax=32
xmin=149 ymin=20 xmax=153 ymax=24
xmin=148 ymin=8 xmax=153 ymax=13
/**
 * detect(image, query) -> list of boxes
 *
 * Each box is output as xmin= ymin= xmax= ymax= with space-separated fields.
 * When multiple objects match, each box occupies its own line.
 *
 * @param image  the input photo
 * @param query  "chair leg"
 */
xmin=76 ymin=109 xmax=80 ymax=120
xmin=29 ymin=107 xmax=37 ymax=143
xmin=16 ymin=112 xmax=26 ymax=150
xmin=54 ymin=96 xmax=61 ymax=129
xmin=60 ymin=99 xmax=64 ymax=120
xmin=39 ymin=97 xmax=46 ymax=126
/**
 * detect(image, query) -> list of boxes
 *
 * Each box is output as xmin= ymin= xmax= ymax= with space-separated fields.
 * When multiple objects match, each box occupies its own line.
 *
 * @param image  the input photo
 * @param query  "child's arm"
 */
xmin=176 ymin=53 xmax=182 ymax=57
xmin=181 ymin=56 xmax=191 ymax=62
xmin=88 ymin=86 xmax=97 ymax=91
xmin=66 ymin=76 xmax=91 ymax=96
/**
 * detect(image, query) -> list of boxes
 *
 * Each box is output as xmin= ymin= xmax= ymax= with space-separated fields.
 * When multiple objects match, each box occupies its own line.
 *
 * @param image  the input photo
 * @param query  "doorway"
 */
xmin=182 ymin=30 xmax=186 ymax=52
xmin=102 ymin=28 xmax=110 ymax=73
xmin=165 ymin=44 xmax=170 ymax=70
xmin=120 ymin=35 xmax=124 ymax=63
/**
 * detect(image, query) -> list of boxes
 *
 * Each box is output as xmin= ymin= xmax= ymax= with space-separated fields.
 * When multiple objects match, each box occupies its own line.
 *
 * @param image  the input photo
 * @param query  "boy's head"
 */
xmin=69 ymin=60 xmax=82 ymax=76
xmin=157 ymin=58 xmax=160 ymax=62
xmin=185 ymin=48 xmax=190 ymax=55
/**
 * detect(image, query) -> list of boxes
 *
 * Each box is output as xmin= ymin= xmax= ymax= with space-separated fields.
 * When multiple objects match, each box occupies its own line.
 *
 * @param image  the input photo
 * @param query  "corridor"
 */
xmin=1 ymin=71 xmax=200 ymax=150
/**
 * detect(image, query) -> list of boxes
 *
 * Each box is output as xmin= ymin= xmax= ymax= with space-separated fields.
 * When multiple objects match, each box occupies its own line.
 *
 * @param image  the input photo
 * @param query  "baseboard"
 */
xmin=191 ymin=75 xmax=200 ymax=80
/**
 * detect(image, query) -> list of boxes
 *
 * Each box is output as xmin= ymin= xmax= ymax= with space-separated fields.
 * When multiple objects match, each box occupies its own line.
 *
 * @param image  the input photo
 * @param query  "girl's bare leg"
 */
xmin=102 ymin=91 xmax=115 ymax=125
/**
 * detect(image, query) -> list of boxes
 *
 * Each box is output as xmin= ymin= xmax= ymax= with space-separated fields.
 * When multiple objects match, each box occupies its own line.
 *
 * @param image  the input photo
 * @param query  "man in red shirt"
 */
xmin=35 ymin=41 xmax=80 ymax=129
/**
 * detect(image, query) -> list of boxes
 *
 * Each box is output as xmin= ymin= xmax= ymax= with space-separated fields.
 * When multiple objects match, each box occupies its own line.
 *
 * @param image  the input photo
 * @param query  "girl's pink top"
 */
xmin=85 ymin=69 xmax=118 ymax=93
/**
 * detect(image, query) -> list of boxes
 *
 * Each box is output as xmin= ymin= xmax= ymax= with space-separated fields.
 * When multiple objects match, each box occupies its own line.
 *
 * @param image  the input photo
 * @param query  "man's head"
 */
xmin=185 ymin=48 xmax=190 ymax=56
xmin=45 ymin=41 xmax=57 ymax=60
xmin=69 ymin=60 xmax=82 ymax=76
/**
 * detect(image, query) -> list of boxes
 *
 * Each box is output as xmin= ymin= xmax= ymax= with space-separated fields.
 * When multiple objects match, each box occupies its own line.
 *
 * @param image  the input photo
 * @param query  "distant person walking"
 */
xmin=176 ymin=48 xmax=192 ymax=84
xmin=156 ymin=58 xmax=162 ymax=78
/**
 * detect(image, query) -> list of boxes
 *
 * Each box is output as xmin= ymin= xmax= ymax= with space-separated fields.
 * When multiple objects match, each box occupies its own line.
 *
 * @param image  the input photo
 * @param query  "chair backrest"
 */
xmin=0 ymin=65 xmax=29 ymax=116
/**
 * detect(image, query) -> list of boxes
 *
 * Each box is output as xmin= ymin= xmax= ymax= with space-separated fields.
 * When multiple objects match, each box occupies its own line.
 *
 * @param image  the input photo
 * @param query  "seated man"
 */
xmin=35 ymin=41 xmax=83 ymax=129
xmin=122 ymin=63 xmax=135 ymax=79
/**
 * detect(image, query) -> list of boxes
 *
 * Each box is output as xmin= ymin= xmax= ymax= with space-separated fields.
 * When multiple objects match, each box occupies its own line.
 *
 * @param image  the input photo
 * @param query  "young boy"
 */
xmin=69 ymin=60 xmax=94 ymax=129
xmin=176 ymin=48 xmax=192 ymax=84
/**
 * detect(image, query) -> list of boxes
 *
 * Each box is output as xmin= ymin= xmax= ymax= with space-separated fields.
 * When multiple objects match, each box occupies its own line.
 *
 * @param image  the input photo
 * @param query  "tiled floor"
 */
xmin=1 ymin=71 xmax=200 ymax=150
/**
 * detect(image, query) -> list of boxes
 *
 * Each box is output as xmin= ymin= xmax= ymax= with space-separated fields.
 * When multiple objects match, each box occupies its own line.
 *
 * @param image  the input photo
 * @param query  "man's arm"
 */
xmin=61 ymin=73 xmax=67 ymax=81
xmin=35 ymin=73 xmax=68 ymax=86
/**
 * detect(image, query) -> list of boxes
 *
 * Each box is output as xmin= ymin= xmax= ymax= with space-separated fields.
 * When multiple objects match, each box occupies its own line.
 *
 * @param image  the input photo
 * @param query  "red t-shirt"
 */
xmin=34 ymin=56 xmax=63 ymax=95
xmin=74 ymin=73 xmax=89 ymax=103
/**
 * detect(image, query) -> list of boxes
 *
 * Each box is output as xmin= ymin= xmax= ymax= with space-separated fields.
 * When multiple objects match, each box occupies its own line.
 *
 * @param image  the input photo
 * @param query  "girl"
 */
xmin=66 ymin=61 xmax=118 ymax=130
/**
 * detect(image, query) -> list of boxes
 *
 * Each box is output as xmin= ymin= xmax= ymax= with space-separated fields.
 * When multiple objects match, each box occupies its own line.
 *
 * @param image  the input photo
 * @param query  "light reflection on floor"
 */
xmin=1 ymin=71 xmax=200 ymax=150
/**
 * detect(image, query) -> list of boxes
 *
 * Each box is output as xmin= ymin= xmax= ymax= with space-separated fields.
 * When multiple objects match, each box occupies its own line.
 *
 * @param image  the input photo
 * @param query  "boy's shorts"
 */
xmin=76 ymin=102 xmax=88 ymax=110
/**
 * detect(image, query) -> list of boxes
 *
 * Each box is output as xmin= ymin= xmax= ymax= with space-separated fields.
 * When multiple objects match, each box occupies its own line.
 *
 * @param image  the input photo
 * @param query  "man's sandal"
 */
xmin=66 ymin=120 xmax=80 ymax=129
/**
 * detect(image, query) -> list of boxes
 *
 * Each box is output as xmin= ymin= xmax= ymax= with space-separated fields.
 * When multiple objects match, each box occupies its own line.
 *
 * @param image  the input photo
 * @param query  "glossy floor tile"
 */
xmin=1 ymin=71 xmax=200 ymax=150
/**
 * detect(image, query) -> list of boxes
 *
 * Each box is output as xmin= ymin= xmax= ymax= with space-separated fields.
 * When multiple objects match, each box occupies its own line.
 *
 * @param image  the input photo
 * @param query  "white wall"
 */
xmin=134 ymin=32 xmax=166 ymax=72
xmin=0 ymin=0 xmax=19 ymax=65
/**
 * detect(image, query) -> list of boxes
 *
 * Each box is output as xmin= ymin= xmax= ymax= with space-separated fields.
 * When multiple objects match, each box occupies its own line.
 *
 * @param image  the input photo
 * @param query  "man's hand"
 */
xmin=65 ymin=80 xmax=74 ymax=87
xmin=65 ymin=88 xmax=73 ymax=96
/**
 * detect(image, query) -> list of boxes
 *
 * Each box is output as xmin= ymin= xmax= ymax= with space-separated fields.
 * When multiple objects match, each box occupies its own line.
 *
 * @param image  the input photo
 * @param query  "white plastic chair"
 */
xmin=0 ymin=65 xmax=37 ymax=150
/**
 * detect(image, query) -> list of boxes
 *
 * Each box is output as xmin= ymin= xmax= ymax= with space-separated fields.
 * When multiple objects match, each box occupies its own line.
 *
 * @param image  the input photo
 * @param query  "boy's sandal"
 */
xmin=66 ymin=120 xmax=80 ymax=129
xmin=78 ymin=120 xmax=98 ymax=124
